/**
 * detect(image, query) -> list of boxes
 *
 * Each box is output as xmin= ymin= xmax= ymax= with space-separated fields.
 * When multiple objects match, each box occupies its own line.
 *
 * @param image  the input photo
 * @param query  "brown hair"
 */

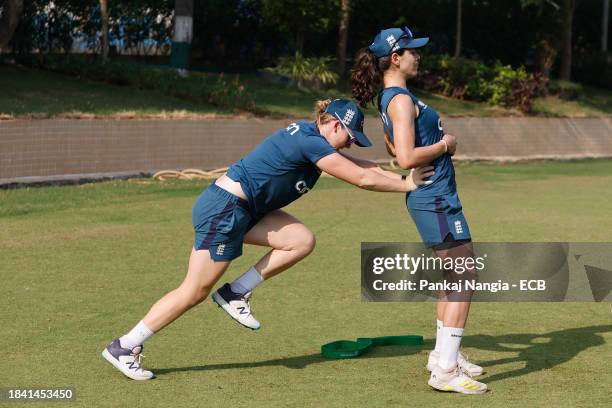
xmin=350 ymin=47 xmax=403 ymax=108
xmin=314 ymin=99 xmax=335 ymax=126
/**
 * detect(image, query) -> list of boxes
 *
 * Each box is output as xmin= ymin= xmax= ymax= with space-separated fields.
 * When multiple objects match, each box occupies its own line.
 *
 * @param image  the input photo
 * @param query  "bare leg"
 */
xmin=143 ymin=248 xmax=230 ymax=332
xmin=244 ymin=209 xmax=316 ymax=280
xmin=435 ymin=241 xmax=475 ymax=329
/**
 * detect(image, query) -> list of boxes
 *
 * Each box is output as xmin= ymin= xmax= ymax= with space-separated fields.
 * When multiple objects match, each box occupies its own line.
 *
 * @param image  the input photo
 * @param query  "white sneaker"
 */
xmin=212 ymin=283 xmax=260 ymax=330
xmin=428 ymin=365 xmax=487 ymax=394
xmin=102 ymin=339 xmax=154 ymax=380
xmin=427 ymin=350 xmax=484 ymax=376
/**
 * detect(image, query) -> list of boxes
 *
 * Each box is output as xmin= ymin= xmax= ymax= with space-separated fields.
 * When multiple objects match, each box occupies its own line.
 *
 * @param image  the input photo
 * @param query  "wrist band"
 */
xmin=401 ymin=175 xmax=407 ymax=181
xmin=321 ymin=335 xmax=423 ymax=359
xmin=441 ymin=139 xmax=448 ymax=153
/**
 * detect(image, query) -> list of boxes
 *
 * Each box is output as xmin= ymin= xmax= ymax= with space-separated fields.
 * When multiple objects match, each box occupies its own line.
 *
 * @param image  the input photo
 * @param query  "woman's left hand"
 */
xmin=443 ymin=134 xmax=457 ymax=156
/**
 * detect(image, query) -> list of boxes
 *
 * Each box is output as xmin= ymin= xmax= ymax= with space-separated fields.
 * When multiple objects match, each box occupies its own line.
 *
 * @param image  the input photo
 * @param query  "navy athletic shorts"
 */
xmin=192 ymin=182 xmax=258 ymax=261
xmin=407 ymin=192 xmax=471 ymax=248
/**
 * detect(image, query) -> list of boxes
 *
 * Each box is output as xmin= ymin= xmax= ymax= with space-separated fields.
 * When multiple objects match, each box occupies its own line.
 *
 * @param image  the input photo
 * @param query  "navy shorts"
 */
xmin=192 ymin=183 xmax=257 ymax=261
xmin=407 ymin=192 xmax=471 ymax=248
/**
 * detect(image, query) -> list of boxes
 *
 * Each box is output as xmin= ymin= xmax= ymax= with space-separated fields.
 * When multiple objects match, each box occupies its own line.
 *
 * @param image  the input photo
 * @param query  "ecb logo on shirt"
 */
xmin=295 ymin=180 xmax=310 ymax=194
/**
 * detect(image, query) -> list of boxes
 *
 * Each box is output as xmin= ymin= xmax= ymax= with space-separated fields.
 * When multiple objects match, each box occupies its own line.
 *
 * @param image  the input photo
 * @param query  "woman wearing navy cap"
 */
xmin=101 ymin=98 xmax=434 ymax=380
xmin=351 ymin=27 xmax=487 ymax=394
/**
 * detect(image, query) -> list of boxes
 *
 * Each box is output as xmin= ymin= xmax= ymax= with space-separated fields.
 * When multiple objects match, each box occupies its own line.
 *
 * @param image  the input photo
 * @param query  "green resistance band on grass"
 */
xmin=321 ymin=335 xmax=423 ymax=359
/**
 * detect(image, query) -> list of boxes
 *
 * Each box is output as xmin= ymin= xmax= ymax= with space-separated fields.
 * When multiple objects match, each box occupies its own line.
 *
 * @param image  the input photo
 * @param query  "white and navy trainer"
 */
xmin=212 ymin=283 xmax=260 ymax=330
xmin=102 ymin=339 xmax=154 ymax=380
xmin=428 ymin=365 xmax=487 ymax=394
xmin=427 ymin=350 xmax=484 ymax=376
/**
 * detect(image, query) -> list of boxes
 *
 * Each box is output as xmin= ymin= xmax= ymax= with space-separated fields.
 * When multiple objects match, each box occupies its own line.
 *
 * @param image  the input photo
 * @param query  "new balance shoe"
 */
xmin=427 ymin=350 xmax=484 ymax=376
xmin=102 ymin=339 xmax=154 ymax=380
xmin=428 ymin=365 xmax=487 ymax=394
xmin=212 ymin=283 xmax=260 ymax=330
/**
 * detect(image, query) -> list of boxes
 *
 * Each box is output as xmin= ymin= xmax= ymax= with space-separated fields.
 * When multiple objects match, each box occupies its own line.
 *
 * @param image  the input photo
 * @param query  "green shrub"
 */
xmin=418 ymin=55 xmax=492 ymax=101
xmin=265 ymin=53 xmax=338 ymax=89
xmin=416 ymin=54 xmax=546 ymax=112
xmin=207 ymin=73 xmax=256 ymax=111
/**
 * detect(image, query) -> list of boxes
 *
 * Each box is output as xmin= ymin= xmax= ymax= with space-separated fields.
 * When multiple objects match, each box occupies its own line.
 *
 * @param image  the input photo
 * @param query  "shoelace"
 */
xmin=459 ymin=352 xmax=479 ymax=369
xmin=242 ymin=292 xmax=253 ymax=316
xmin=458 ymin=365 xmax=474 ymax=379
xmin=131 ymin=352 xmax=146 ymax=371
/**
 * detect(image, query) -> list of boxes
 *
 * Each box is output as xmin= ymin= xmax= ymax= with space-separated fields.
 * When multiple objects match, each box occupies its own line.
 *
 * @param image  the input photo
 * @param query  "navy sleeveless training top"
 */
xmin=378 ymin=87 xmax=456 ymax=197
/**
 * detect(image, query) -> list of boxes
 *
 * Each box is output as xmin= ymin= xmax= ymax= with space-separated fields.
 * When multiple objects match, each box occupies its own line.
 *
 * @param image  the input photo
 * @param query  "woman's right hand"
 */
xmin=408 ymin=166 xmax=435 ymax=188
xmin=442 ymin=134 xmax=457 ymax=156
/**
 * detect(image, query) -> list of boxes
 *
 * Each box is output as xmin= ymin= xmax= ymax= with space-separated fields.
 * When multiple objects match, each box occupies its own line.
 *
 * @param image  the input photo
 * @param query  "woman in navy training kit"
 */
xmin=351 ymin=28 xmax=487 ymax=394
xmin=102 ymin=98 xmax=434 ymax=380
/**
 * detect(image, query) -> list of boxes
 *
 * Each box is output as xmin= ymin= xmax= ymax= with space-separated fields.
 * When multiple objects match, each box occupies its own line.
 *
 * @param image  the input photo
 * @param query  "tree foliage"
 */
xmin=261 ymin=0 xmax=336 ymax=54
xmin=3 ymin=0 xmax=610 ymax=87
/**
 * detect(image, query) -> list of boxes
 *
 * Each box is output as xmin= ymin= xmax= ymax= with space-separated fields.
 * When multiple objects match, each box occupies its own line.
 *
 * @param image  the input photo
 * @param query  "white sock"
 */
xmin=434 ymin=319 xmax=444 ymax=353
xmin=438 ymin=326 xmax=464 ymax=370
xmin=120 ymin=320 xmax=154 ymax=350
xmin=230 ymin=266 xmax=264 ymax=295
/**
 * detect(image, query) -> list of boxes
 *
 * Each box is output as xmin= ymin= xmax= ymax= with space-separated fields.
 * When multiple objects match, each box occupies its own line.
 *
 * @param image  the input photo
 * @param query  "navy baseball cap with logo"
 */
xmin=325 ymin=99 xmax=372 ymax=147
xmin=368 ymin=26 xmax=429 ymax=58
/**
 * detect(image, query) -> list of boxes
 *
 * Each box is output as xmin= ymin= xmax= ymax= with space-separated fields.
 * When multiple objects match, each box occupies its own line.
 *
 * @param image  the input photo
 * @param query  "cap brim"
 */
xmin=399 ymin=37 xmax=429 ymax=49
xmin=352 ymin=130 xmax=372 ymax=147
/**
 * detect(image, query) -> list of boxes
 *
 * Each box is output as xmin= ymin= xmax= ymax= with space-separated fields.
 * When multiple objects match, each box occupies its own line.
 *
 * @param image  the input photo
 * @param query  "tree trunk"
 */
xmin=559 ymin=0 xmax=576 ymax=81
xmin=0 ymin=0 xmax=24 ymax=53
xmin=171 ymin=0 xmax=194 ymax=76
xmin=603 ymin=0 xmax=609 ymax=52
xmin=536 ymin=39 xmax=558 ymax=78
xmin=296 ymin=27 xmax=305 ymax=55
xmin=455 ymin=0 xmax=462 ymax=57
xmin=99 ymin=0 xmax=109 ymax=63
xmin=337 ymin=0 xmax=350 ymax=75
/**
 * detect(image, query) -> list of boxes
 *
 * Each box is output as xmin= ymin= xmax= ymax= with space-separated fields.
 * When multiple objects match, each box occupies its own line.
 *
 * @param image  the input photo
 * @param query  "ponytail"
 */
xmin=351 ymin=47 xmax=382 ymax=108
xmin=314 ymin=98 xmax=335 ymax=126
xmin=351 ymin=47 xmax=401 ymax=108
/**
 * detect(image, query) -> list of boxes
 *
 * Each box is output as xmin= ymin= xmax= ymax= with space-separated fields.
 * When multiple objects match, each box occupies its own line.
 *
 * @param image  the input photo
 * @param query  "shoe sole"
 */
xmin=427 ymin=379 xmax=487 ymax=395
xmin=212 ymin=292 xmax=260 ymax=330
xmin=101 ymin=349 xmax=154 ymax=381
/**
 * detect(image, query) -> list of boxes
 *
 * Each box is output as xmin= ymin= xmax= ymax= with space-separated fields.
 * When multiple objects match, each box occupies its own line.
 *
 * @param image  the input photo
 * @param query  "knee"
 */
xmin=296 ymin=230 xmax=316 ymax=257
xmin=180 ymin=286 xmax=211 ymax=308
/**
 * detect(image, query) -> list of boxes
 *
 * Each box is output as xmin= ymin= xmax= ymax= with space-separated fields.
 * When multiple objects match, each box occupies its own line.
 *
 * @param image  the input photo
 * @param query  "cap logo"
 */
xmin=342 ymin=109 xmax=355 ymax=126
xmin=385 ymin=35 xmax=401 ymax=52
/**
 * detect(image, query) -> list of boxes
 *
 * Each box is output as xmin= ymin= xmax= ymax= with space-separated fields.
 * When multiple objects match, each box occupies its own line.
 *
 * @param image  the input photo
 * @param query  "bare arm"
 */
xmin=338 ymin=151 xmax=401 ymax=180
xmin=388 ymin=94 xmax=452 ymax=169
xmin=316 ymin=153 xmax=433 ymax=193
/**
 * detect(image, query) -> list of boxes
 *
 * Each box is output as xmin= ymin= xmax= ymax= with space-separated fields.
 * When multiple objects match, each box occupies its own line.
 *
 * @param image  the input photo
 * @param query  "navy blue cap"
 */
xmin=368 ymin=27 xmax=429 ymax=58
xmin=324 ymin=99 xmax=372 ymax=147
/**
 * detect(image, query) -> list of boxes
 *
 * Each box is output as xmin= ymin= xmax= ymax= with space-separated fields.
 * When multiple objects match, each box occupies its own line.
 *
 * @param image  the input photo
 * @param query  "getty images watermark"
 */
xmin=361 ymin=243 xmax=612 ymax=302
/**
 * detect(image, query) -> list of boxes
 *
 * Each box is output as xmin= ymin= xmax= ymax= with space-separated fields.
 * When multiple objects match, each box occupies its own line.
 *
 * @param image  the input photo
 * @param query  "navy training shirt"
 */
xmin=378 ymin=87 xmax=456 ymax=197
xmin=226 ymin=121 xmax=336 ymax=218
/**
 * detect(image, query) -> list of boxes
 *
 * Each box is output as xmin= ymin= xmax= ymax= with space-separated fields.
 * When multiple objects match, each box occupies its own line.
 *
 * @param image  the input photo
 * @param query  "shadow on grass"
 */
xmin=154 ymin=343 xmax=424 ymax=374
xmin=154 ymin=324 xmax=611 ymax=384
xmin=466 ymin=324 xmax=612 ymax=383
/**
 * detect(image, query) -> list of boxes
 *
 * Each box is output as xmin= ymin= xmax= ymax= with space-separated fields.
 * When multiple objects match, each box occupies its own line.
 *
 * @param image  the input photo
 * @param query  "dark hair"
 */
xmin=351 ymin=47 xmax=404 ymax=108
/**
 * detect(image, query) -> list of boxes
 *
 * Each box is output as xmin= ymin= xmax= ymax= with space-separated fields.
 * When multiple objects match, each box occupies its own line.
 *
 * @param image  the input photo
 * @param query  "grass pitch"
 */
xmin=1 ymin=160 xmax=611 ymax=407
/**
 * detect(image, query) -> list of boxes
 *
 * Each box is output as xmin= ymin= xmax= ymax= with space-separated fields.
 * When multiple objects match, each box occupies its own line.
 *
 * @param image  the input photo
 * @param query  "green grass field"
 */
xmin=1 ymin=160 xmax=611 ymax=407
